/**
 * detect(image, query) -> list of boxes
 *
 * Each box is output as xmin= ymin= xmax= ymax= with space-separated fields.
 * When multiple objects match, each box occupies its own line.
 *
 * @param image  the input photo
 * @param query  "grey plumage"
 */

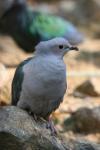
xmin=12 ymin=57 xmax=32 ymax=105
xmin=12 ymin=37 xmax=78 ymax=119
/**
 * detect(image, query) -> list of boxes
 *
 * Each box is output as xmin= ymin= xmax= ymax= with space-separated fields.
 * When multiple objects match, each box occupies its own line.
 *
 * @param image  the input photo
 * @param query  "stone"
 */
xmin=0 ymin=63 xmax=7 ymax=89
xmin=0 ymin=63 xmax=10 ymax=105
xmin=0 ymin=106 xmax=66 ymax=150
xmin=0 ymin=68 xmax=15 ymax=105
xmin=70 ymin=140 xmax=100 ymax=150
xmin=64 ymin=107 xmax=100 ymax=133
xmin=0 ymin=36 xmax=31 ymax=67
xmin=73 ymin=80 xmax=100 ymax=98
xmin=0 ymin=68 xmax=15 ymax=106
xmin=0 ymin=106 xmax=100 ymax=150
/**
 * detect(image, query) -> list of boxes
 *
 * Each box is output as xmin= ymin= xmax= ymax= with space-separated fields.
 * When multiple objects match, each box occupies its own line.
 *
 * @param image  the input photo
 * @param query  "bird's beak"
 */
xmin=69 ymin=46 xmax=79 ymax=51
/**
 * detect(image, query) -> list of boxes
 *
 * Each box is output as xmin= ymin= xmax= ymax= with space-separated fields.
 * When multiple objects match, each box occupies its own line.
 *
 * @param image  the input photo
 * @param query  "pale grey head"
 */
xmin=35 ymin=37 xmax=78 ymax=57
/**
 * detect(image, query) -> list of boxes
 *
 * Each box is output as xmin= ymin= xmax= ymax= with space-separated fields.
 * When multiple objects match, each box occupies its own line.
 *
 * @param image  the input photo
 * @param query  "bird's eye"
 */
xmin=59 ymin=45 xmax=63 ymax=49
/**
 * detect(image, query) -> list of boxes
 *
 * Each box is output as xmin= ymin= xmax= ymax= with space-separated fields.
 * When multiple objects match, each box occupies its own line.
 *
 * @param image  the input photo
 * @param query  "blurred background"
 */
xmin=0 ymin=0 xmax=100 ymax=144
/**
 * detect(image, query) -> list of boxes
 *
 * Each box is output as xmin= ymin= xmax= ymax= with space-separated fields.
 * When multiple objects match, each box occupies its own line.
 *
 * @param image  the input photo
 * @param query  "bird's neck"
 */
xmin=35 ymin=48 xmax=64 ymax=60
xmin=34 ymin=51 xmax=64 ymax=64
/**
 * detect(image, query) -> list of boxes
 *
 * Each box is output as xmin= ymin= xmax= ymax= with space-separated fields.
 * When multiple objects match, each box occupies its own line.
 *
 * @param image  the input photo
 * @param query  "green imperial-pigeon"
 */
xmin=12 ymin=37 xmax=79 ymax=134
xmin=0 ymin=1 xmax=83 ymax=52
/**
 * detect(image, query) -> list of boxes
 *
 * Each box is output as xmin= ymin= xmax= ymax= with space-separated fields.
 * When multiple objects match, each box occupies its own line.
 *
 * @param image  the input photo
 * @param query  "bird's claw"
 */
xmin=28 ymin=111 xmax=39 ymax=121
xmin=46 ymin=119 xmax=57 ymax=136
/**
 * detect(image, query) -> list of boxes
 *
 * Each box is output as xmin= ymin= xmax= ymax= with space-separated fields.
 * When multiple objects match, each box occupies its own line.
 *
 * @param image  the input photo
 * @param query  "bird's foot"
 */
xmin=25 ymin=109 xmax=39 ymax=121
xmin=46 ymin=118 xmax=57 ymax=136
xmin=32 ymin=113 xmax=39 ymax=121
xmin=29 ymin=112 xmax=40 ymax=121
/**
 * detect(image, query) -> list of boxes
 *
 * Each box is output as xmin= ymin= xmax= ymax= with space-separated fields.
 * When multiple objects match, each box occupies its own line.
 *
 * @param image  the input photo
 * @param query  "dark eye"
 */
xmin=59 ymin=45 xmax=63 ymax=49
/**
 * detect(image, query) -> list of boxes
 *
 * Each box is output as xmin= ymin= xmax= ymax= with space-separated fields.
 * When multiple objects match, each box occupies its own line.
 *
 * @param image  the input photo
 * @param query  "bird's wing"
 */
xmin=30 ymin=13 xmax=69 ymax=40
xmin=28 ymin=12 xmax=83 ymax=45
xmin=29 ymin=13 xmax=72 ymax=40
xmin=12 ymin=57 xmax=32 ymax=105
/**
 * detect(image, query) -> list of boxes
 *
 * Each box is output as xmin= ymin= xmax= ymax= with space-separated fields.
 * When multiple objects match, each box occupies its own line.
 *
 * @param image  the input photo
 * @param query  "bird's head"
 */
xmin=35 ymin=37 xmax=79 ymax=57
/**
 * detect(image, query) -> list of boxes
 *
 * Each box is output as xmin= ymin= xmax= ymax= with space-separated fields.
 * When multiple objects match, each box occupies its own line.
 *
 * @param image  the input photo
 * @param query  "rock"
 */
xmin=0 ymin=63 xmax=7 ymax=89
xmin=0 ymin=106 xmax=66 ymax=150
xmin=73 ymin=80 xmax=100 ymax=98
xmin=64 ymin=107 xmax=100 ymax=133
xmin=70 ymin=140 xmax=100 ymax=150
xmin=0 ymin=68 xmax=15 ymax=105
xmin=0 ymin=36 xmax=31 ymax=67
xmin=0 ymin=106 xmax=100 ymax=150
xmin=0 ymin=63 xmax=10 ymax=105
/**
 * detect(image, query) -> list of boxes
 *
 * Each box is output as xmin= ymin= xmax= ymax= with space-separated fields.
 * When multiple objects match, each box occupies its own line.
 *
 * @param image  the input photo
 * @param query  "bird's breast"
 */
xmin=39 ymin=57 xmax=66 ymax=82
xmin=23 ymin=56 xmax=67 ymax=96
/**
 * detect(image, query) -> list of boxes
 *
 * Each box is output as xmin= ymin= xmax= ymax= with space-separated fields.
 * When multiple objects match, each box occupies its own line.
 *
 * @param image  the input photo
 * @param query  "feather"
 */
xmin=0 ymin=3 xmax=84 ymax=52
xmin=12 ymin=57 xmax=32 ymax=105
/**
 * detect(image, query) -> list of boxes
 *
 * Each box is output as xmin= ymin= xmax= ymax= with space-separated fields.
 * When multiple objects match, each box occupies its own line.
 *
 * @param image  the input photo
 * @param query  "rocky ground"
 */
xmin=0 ymin=0 xmax=100 ymax=148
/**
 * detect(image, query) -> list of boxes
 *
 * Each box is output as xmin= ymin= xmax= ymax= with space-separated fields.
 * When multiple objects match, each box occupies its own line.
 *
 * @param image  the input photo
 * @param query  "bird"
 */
xmin=0 ymin=0 xmax=83 ymax=52
xmin=11 ymin=37 xmax=79 ymax=134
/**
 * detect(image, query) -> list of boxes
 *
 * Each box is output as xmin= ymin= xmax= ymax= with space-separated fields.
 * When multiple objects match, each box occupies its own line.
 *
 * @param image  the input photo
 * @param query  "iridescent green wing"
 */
xmin=28 ymin=13 xmax=71 ymax=40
